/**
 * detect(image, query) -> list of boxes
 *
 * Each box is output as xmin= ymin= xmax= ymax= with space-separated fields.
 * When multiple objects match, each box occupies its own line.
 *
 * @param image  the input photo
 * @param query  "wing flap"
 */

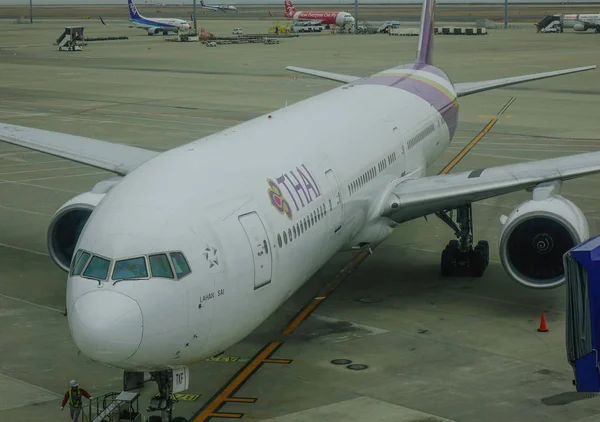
xmin=285 ymin=66 xmax=362 ymax=84
xmin=455 ymin=65 xmax=596 ymax=97
xmin=383 ymin=150 xmax=600 ymax=223
xmin=0 ymin=123 xmax=159 ymax=175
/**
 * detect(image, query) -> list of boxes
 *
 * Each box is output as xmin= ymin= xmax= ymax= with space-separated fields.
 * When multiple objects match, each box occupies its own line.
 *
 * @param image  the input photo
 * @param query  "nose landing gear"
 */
xmin=436 ymin=204 xmax=489 ymax=277
xmin=147 ymin=370 xmax=188 ymax=422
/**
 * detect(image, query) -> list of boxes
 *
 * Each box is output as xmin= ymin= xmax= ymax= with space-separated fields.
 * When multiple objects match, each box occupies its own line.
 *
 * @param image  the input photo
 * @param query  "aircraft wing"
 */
xmin=0 ymin=123 xmax=159 ymax=176
xmin=285 ymin=66 xmax=362 ymax=84
xmin=454 ymin=65 xmax=596 ymax=97
xmin=382 ymin=150 xmax=600 ymax=223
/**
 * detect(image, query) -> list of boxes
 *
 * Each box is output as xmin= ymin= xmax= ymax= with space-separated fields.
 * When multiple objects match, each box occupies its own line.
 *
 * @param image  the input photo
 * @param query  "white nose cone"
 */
xmin=70 ymin=291 xmax=143 ymax=363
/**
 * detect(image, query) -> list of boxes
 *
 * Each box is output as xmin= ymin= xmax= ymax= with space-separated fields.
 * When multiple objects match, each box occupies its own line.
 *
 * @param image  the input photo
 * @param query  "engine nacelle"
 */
xmin=499 ymin=189 xmax=589 ymax=289
xmin=148 ymin=27 xmax=160 ymax=35
xmin=573 ymin=23 xmax=587 ymax=31
xmin=47 ymin=177 xmax=121 ymax=272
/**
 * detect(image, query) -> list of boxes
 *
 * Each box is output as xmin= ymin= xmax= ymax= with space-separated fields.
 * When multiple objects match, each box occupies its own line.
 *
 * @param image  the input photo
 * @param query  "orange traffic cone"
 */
xmin=537 ymin=313 xmax=548 ymax=332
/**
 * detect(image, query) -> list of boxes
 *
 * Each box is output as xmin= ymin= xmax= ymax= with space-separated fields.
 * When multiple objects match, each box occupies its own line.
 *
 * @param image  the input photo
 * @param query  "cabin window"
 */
xmin=264 ymin=240 xmax=269 ymax=254
xmin=72 ymin=251 xmax=91 ymax=276
xmin=71 ymin=249 xmax=83 ymax=273
xmin=288 ymin=228 xmax=292 ymax=242
xmin=277 ymin=233 xmax=282 ymax=247
xmin=112 ymin=256 xmax=148 ymax=280
xmin=149 ymin=254 xmax=174 ymax=279
xmin=170 ymin=252 xmax=191 ymax=279
xmin=293 ymin=226 xmax=297 ymax=239
xmin=283 ymin=231 xmax=288 ymax=245
xmin=82 ymin=255 xmax=110 ymax=280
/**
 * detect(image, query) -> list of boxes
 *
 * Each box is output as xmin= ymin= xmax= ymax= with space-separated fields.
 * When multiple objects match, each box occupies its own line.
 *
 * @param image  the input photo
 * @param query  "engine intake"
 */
xmin=499 ymin=193 xmax=589 ymax=289
xmin=47 ymin=178 xmax=121 ymax=271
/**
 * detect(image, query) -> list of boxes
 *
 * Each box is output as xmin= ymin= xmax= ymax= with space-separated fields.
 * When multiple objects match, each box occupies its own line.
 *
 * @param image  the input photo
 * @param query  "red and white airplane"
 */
xmin=284 ymin=0 xmax=355 ymax=27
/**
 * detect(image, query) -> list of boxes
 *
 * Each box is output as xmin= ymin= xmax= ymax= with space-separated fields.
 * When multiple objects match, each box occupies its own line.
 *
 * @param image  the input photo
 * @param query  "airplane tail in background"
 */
xmin=284 ymin=0 xmax=296 ymax=17
xmin=416 ymin=0 xmax=435 ymax=65
xmin=99 ymin=16 xmax=107 ymax=25
xmin=128 ymin=0 xmax=143 ymax=21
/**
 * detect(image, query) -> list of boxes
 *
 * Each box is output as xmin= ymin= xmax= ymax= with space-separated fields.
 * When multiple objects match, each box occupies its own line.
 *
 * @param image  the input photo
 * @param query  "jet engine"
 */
xmin=573 ymin=23 xmax=587 ymax=31
xmin=47 ymin=177 xmax=122 ymax=272
xmin=498 ymin=182 xmax=588 ymax=289
xmin=147 ymin=27 xmax=161 ymax=35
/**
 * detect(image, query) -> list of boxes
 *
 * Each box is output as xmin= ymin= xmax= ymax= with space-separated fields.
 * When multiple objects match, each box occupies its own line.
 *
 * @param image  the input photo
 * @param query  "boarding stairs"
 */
xmin=377 ymin=20 xmax=400 ymax=33
xmin=536 ymin=15 xmax=563 ymax=33
xmin=56 ymin=26 xmax=85 ymax=50
xmin=88 ymin=391 xmax=142 ymax=422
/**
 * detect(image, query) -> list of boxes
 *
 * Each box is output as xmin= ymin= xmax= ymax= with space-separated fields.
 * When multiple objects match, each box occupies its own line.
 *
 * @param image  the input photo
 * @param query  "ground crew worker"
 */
xmin=60 ymin=380 xmax=91 ymax=422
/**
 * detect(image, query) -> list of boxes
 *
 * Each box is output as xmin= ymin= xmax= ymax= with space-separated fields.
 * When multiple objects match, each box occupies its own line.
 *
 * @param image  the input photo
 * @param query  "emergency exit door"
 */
xmin=325 ymin=169 xmax=343 ymax=233
xmin=393 ymin=126 xmax=408 ymax=175
xmin=239 ymin=212 xmax=272 ymax=289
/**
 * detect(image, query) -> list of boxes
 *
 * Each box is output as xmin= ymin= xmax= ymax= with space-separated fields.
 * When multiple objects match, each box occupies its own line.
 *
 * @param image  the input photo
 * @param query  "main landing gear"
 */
xmin=436 ymin=204 xmax=490 ymax=277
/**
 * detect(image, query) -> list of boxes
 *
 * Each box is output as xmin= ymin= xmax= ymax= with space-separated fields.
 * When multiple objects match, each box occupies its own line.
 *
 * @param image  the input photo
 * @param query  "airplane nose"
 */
xmin=70 ymin=291 xmax=143 ymax=363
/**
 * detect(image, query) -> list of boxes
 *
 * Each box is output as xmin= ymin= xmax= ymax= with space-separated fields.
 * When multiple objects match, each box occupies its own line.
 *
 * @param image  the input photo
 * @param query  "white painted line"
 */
xmin=0 ymin=293 xmax=64 ymax=315
xmin=0 ymin=171 xmax=107 ymax=185
xmin=0 ymin=204 xmax=52 ymax=217
xmin=0 ymin=178 xmax=80 ymax=193
xmin=0 ymin=372 xmax=62 ymax=397
xmin=0 ymin=165 xmax=87 ymax=176
xmin=0 ymin=159 xmax=67 ymax=168
xmin=0 ymin=242 xmax=49 ymax=256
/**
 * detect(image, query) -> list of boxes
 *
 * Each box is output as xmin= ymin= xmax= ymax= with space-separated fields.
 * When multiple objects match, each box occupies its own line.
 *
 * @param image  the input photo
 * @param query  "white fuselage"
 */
xmin=66 ymin=66 xmax=456 ymax=371
xmin=563 ymin=13 xmax=600 ymax=27
xmin=132 ymin=18 xmax=190 ymax=32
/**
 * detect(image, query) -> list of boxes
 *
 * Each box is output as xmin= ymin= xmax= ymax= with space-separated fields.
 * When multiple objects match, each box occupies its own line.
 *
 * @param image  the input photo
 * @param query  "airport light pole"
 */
xmin=193 ymin=0 xmax=197 ymax=31
xmin=504 ymin=0 xmax=508 ymax=29
xmin=29 ymin=0 xmax=33 ymax=23
xmin=354 ymin=0 xmax=358 ymax=33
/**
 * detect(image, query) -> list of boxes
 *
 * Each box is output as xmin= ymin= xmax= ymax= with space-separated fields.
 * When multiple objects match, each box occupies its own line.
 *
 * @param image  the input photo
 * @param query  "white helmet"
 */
xmin=70 ymin=380 xmax=78 ymax=388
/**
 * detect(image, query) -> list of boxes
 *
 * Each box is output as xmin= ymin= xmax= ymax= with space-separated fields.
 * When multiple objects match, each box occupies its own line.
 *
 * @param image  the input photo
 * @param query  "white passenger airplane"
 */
xmin=127 ymin=0 xmax=191 ymax=35
xmin=199 ymin=0 xmax=237 ymax=13
xmin=0 ymin=0 xmax=597 ymax=418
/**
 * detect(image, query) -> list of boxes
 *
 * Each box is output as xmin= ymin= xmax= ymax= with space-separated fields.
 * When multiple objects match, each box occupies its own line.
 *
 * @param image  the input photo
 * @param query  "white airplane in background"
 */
xmin=199 ymin=0 xmax=237 ymax=13
xmin=0 ymin=0 xmax=597 ymax=418
xmin=563 ymin=13 xmax=600 ymax=32
xmin=127 ymin=0 xmax=191 ymax=35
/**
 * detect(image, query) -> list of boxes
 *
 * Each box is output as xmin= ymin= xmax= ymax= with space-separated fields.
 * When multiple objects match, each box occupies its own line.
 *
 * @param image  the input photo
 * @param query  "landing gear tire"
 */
xmin=469 ymin=249 xmax=485 ymax=277
xmin=437 ymin=204 xmax=489 ymax=277
xmin=441 ymin=244 xmax=458 ymax=276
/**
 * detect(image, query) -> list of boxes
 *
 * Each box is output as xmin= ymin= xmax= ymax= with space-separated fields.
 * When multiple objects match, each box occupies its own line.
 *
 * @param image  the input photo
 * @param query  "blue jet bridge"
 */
xmin=564 ymin=234 xmax=600 ymax=392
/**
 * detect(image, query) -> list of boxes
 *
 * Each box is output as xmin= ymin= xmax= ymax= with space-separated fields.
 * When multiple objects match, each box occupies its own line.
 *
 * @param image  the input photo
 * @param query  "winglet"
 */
xmin=416 ymin=0 xmax=435 ymax=65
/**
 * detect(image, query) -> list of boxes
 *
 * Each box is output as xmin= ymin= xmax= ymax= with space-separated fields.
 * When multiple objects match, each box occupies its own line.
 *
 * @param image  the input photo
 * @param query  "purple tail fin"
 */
xmin=416 ymin=0 xmax=435 ymax=65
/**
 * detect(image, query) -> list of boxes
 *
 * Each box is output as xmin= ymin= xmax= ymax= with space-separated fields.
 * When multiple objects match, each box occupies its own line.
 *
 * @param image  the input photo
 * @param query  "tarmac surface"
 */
xmin=1 ymin=12 xmax=600 ymax=422
xmin=2 ymin=2 xmax=600 ymax=23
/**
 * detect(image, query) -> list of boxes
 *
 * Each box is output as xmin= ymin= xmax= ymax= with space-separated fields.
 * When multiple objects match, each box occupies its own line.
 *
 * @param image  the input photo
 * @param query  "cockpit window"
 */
xmin=112 ymin=256 xmax=148 ymax=280
xmin=149 ymin=254 xmax=174 ymax=279
xmin=83 ymin=255 xmax=111 ymax=280
xmin=72 ymin=251 xmax=91 ymax=276
xmin=169 ymin=252 xmax=191 ymax=279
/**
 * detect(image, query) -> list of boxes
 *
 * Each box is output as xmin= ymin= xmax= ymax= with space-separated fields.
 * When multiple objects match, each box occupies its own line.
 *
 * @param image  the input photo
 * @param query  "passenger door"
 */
xmin=325 ymin=169 xmax=343 ymax=233
xmin=238 ymin=212 xmax=272 ymax=289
